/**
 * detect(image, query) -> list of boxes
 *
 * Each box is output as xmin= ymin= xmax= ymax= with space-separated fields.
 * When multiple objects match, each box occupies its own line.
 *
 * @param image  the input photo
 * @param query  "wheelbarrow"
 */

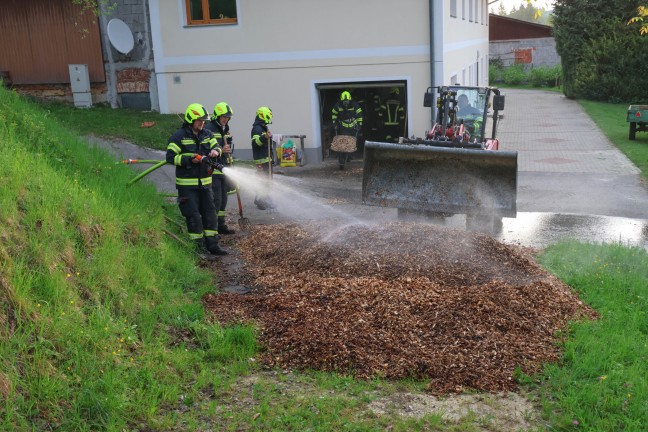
xmin=330 ymin=126 xmax=359 ymax=170
xmin=627 ymin=105 xmax=648 ymax=140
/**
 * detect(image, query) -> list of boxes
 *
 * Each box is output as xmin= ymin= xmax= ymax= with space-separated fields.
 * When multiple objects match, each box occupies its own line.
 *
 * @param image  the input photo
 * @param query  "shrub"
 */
xmin=501 ymin=64 xmax=527 ymax=85
xmin=530 ymin=65 xmax=563 ymax=87
xmin=489 ymin=58 xmax=504 ymax=83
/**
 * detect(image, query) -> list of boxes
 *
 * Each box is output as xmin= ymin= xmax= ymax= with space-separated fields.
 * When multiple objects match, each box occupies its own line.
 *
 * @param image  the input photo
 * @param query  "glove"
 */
xmin=191 ymin=154 xmax=203 ymax=164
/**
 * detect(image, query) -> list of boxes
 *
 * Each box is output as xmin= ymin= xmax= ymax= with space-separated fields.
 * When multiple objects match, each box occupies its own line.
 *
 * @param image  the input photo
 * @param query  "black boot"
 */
xmin=194 ymin=238 xmax=218 ymax=260
xmin=205 ymin=235 xmax=228 ymax=256
xmin=218 ymin=225 xmax=236 ymax=235
xmin=254 ymin=196 xmax=267 ymax=210
xmin=207 ymin=243 xmax=228 ymax=256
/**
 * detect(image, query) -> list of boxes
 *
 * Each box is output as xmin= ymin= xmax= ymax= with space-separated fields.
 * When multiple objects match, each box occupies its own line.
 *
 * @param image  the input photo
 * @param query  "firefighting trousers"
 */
xmin=254 ymin=162 xmax=272 ymax=202
xmin=211 ymin=174 xmax=230 ymax=228
xmin=177 ymin=187 xmax=218 ymax=240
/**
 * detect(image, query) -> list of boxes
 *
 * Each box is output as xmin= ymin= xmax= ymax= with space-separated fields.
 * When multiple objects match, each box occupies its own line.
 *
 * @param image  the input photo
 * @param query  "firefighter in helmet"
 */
xmin=166 ymin=103 xmax=227 ymax=257
xmin=251 ymin=106 xmax=275 ymax=210
xmin=205 ymin=102 xmax=236 ymax=234
xmin=376 ymin=87 xmax=406 ymax=142
xmin=331 ymin=91 xmax=363 ymax=137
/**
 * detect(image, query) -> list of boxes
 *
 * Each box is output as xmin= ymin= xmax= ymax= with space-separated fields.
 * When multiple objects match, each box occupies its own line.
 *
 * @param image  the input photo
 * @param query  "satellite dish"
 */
xmin=107 ymin=18 xmax=134 ymax=54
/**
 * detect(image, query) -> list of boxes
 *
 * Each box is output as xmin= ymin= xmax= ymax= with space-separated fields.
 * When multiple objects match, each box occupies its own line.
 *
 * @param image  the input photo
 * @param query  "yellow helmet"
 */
xmin=184 ymin=103 xmax=210 ymax=124
xmin=256 ymin=106 xmax=273 ymax=124
xmin=340 ymin=91 xmax=351 ymax=101
xmin=214 ymin=102 xmax=233 ymax=118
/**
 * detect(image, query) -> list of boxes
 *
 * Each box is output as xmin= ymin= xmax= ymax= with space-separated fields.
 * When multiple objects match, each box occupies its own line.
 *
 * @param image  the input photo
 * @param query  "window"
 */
xmin=185 ymin=0 xmax=237 ymax=26
xmin=450 ymin=0 xmax=457 ymax=17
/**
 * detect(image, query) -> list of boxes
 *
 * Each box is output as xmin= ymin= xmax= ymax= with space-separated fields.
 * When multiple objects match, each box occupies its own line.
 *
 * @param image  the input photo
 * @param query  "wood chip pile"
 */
xmin=203 ymin=222 xmax=596 ymax=394
xmin=330 ymin=135 xmax=357 ymax=153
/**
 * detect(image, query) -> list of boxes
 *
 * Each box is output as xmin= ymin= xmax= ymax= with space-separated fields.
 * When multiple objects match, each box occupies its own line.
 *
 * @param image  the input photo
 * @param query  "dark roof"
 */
xmin=489 ymin=14 xmax=553 ymax=41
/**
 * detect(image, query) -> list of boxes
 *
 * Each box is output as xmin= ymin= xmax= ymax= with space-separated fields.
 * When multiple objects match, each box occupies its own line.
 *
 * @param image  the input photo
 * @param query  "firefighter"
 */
xmin=359 ymin=89 xmax=382 ymax=142
xmin=205 ymin=102 xmax=236 ymax=235
xmin=456 ymin=94 xmax=483 ymax=138
xmin=376 ymin=87 xmax=406 ymax=142
xmin=331 ymin=91 xmax=363 ymax=137
xmin=456 ymin=94 xmax=482 ymax=117
xmin=166 ymin=103 xmax=228 ymax=256
xmin=251 ymin=106 xmax=274 ymax=210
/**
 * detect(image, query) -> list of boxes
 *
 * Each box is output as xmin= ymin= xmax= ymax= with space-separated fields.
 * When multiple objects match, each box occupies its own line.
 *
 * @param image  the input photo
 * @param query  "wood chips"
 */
xmin=203 ymin=222 xmax=596 ymax=395
xmin=330 ymin=135 xmax=357 ymax=153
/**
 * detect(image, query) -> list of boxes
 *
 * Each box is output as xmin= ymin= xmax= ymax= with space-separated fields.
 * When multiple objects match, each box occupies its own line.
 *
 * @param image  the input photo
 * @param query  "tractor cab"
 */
xmin=423 ymin=85 xmax=503 ymax=146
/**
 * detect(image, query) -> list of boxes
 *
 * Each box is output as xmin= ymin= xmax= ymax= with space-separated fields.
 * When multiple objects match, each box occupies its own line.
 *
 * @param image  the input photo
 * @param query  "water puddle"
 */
xmin=498 ymin=212 xmax=648 ymax=251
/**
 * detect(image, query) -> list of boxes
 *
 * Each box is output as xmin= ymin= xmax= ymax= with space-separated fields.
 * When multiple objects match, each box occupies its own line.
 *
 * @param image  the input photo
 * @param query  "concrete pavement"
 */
xmin=498 ymin=88 xmax=648 ymax=219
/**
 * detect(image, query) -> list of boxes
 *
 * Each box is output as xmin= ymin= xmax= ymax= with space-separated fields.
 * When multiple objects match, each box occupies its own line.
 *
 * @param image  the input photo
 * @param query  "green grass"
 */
xmin=5 ymin=88 xmax=648 ymax=430
xmin=0 ymin=87 xmax=259 ymax=430
xmin=537 ymin=242 xmax=648 ymax=431
xmin=36 ymin=98 xmax=181 ymax=150
xmin=578 ymin=100 xmax=648 ymax=179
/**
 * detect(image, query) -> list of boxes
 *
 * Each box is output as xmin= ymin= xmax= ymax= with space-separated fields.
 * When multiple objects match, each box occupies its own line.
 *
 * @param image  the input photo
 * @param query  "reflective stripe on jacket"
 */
xmin=332 ymin=100 xmax=363 ymax=129
xmin=166 ymin=124 xmax=221 ymax=189
xmin=251 ymin=117 xmax=271 ymax=164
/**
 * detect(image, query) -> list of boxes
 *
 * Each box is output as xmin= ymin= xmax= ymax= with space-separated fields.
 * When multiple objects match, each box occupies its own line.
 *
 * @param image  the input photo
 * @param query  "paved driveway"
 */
xmin=499 ymin=89 xmax=648 ymax=219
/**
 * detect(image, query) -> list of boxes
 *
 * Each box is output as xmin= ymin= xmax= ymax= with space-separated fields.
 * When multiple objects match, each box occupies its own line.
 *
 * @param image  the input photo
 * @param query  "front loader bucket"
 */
xmin=362 ymin=141 xmax=517 ymax=217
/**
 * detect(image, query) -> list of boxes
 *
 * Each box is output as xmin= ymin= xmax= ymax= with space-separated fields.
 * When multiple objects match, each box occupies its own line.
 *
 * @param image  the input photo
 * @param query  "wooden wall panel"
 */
xmin=0 ymin=0 xmax=104 ymax=85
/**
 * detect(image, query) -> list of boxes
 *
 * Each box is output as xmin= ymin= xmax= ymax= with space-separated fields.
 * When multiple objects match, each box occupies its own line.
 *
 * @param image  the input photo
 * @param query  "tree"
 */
xmin=553 ymin=0 xmax=648 ymax=102
xmin=628 ymin=4 xmax=648 ymax=35
xmin=509 ymin=2 xmax=552 ymax=25
xmin=71 ymin=0 xmax=115 ymax=16
xmin=532 ymin=0 xmax=646 ymax=35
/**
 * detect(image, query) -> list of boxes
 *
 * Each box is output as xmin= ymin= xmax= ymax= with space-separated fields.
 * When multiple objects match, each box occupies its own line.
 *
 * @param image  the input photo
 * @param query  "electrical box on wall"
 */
xmin=68 ymin=64 xmax=92 ymax=108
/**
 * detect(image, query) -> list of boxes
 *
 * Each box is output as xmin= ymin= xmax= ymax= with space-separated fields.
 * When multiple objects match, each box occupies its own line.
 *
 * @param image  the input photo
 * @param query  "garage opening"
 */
xmin=317 ymin=81 xmax=408 ymax=161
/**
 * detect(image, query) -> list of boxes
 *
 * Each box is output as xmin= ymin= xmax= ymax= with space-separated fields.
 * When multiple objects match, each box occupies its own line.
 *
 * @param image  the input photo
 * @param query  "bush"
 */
xmin=530 ymin=65 xmax=563 ymax=87
xmin=554 ymin=0 xmax=648 ymax=103
xmin=501 ymin=64 xmax=527 ymax=85
xmin=489 ymin=58 xmax=504 ymax=83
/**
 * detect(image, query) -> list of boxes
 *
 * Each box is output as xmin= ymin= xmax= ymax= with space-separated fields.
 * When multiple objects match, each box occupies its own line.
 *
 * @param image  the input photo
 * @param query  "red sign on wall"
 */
xmin=513 ymin=48 xmax=533 ymax=64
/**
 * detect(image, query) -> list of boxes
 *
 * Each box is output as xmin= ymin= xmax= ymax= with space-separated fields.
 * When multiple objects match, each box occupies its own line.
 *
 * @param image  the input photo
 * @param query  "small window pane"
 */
xmin=209 ymin=0 xmax=237 ymax=20
xmin=189 ymin=0 xmax=204 ymax=21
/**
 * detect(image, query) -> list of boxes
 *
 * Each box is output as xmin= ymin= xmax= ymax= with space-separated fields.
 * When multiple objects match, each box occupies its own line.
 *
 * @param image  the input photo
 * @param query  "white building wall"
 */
xmin=149 ymin=0 xmax=489 ymax=162
xmin=442 ymin=0 xmax=489 ymax=86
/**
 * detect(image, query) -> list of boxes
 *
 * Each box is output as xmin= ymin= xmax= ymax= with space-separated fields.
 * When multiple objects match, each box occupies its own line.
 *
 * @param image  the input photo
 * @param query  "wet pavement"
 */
xmin=497 ymin=89 xmax=648 ymax=249
xmin=89 ymin=88 xmax=648 ymax=251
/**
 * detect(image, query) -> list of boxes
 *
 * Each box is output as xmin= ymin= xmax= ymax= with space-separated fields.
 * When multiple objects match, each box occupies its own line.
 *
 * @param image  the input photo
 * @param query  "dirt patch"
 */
xmin=212 ymin=370 xmax=542 ymax=431
xmin=369 ymin=391 xmax=540 ymax=429
xmin=204 ymin=221 xmax=596 ymax=395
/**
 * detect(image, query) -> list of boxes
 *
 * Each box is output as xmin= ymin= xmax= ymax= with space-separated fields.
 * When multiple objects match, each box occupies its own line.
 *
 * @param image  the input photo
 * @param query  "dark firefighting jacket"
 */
xmin=204 ymin=120 xmax=233 ymax=172
xmin=166 ymin=124 xmax=221 ymax=189
xmin=332 ymin=100 xmax=363 ymax=130
xmin=251 ymin=117 xmax=271 ymax=164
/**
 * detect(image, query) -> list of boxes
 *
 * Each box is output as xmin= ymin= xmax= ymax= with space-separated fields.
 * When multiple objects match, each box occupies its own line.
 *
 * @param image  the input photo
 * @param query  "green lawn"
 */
xmin=579 ymin=100 xmax=648 ymax=178
xmin=37 ymin=98 xmax=180 ymax=150
xmin=8 ymin=89 xmax=646 ymax=431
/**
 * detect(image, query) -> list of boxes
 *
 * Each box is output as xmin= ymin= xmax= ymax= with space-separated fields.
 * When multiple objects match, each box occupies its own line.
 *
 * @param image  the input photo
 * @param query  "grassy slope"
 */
xmin=0 ymin=88 xmax=257 ymax=430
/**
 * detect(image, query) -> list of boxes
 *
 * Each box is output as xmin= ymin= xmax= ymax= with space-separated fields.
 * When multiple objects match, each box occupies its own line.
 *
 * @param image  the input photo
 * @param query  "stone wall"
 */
xmin=489 ymin=37 xmax=560 ymax=69
xmin=101 ymin=0 xmax=157 ymax=110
